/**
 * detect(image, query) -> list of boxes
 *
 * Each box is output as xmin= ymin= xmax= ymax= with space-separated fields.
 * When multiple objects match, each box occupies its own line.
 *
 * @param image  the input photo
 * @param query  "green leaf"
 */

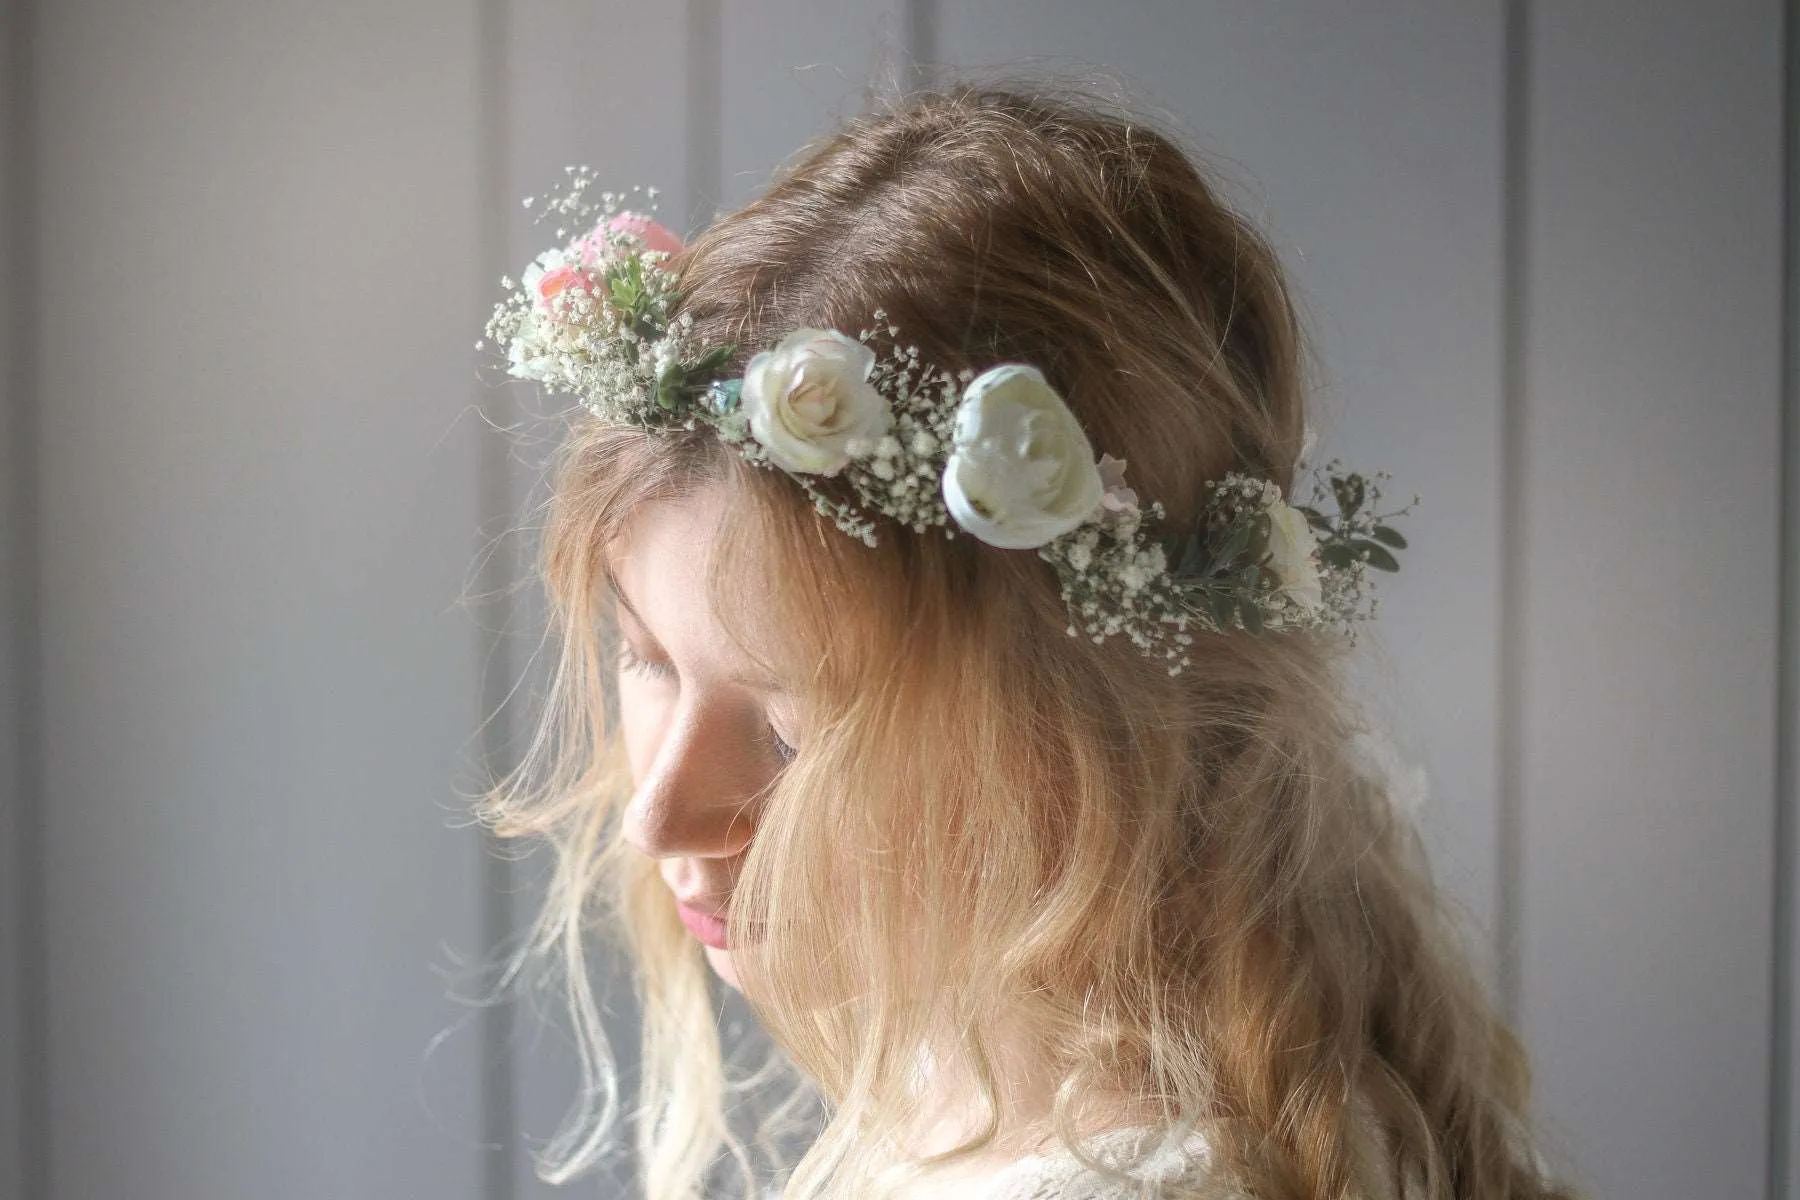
xmin=1207 ymin=591 xmax=1237 ymax=631
xmin=1356 ymin=541 xmax=1400 ymax=572
xmin=1320 ymin=542 xmax=1359 ymax=570
xmin=1210 ymin=520 xmax=1253 ymax=571
xmin=703 ymin=348 xmax=738 ymax=374
xmin=1240 ymin=598 xmax=1265 ymax=634
xmin=1371 ymin=524 xmax=1408 ymax=549
xmin=1176 ymin=536 xmax=1211 ymax=578
xmin=1296 ymin=505 xmax=1333 ymax=532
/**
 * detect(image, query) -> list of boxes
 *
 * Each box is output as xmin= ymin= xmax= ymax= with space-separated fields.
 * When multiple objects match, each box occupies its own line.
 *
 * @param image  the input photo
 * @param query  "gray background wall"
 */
xmin=1 ymin=2 xmax=1793 ymax=1198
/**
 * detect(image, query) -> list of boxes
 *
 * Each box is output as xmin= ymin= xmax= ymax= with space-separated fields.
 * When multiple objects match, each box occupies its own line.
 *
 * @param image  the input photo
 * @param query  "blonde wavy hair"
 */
xmin=479 ymin=81 xmax=1581 ymax=1200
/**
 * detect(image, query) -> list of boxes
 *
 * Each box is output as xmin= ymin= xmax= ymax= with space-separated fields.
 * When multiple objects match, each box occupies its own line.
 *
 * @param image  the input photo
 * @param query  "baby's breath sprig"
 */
xmin=1291 ymin=461 xmax=1420 ymax=629
xmin=482 ymin=174 xmax=733 ymax=430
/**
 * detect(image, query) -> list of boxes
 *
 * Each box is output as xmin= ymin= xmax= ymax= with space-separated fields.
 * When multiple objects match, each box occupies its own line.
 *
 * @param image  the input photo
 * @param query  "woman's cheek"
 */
xmin=617 ymin=674 xmax=671 ymax=784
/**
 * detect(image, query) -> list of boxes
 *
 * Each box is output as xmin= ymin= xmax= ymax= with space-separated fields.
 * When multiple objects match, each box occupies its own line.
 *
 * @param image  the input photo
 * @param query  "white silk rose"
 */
xmin=940 ymin=364 xmax=1105 ymax=549
xmin=1264 ymin=500 xmax=1324 ymax=616
xmin=741 ymin=329 xmax=892 ymax=475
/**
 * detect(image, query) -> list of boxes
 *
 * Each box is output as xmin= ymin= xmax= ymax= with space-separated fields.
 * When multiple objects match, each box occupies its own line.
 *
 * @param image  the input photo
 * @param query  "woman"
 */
xmin=479 ymin=81 xmax=1580 ymax=1200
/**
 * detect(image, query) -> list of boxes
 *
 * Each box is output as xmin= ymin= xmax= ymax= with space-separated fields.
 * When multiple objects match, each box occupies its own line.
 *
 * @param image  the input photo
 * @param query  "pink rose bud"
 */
xmin=535 ymin=264 xmax=589 ymax=307
xmin=607 ymin=212 xmax=684 ymax=256
xmin=574 ymin=212 xmax=685 ymax=267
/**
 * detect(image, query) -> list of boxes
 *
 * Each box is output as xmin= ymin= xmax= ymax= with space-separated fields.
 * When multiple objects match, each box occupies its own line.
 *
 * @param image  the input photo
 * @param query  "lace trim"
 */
xmin=976 ymin=1126 xmax=1221 ymax=1199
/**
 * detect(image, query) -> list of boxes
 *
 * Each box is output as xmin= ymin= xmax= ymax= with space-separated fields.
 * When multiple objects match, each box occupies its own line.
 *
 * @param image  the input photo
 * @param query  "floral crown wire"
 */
xmin=480 ymin=169 xmax=1418 ymax=675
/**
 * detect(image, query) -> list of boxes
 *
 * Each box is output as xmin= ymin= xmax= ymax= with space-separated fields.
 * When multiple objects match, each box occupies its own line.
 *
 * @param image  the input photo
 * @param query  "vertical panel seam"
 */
xmin=6 ymin=1 xmax=45 ymax=1194
xmin=7 ymin=2 xmax=43 ymax=1196
xmin=1770 ymin=3 xmax=1799 ymax=1198
xmin=906 ymin=0 xmax=937 ymax=90
xmin=1497 ymin=0 xmax=1531 ymax=1029
xmin=686 ymin=0 xmax=722 ymax=235
xmin=475 ymin=0 xmax=515 ymax=1196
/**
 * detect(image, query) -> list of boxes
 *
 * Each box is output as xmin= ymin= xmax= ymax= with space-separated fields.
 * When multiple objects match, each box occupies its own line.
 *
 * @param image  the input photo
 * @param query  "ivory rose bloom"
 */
xmin=940 ymin=364 xmax=1104 ymax=549
xmin=741 ymin=329 xmax=891 ymax=475
xmin=1264 ymin=500 xmax=1324 ymax=615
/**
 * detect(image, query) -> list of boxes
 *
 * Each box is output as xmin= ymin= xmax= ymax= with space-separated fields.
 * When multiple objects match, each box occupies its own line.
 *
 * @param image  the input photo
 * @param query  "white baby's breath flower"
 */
xmin=940 ymin=364 xmax=1104 ymax=549
xmin=1264 ymin=500 xmax=1324 ymax=616
xmin=741 ymin=328 xmax=891 ymax=475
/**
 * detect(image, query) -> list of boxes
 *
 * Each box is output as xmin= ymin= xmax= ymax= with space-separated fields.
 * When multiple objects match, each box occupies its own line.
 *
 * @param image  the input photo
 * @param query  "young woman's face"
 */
xmin=609 ymin=483 xmax=798 ymax=990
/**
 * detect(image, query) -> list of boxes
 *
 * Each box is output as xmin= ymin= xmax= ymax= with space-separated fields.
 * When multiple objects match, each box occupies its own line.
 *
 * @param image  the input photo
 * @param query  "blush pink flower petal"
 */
xmin=607 ymin=212 xmax=685 ymax=256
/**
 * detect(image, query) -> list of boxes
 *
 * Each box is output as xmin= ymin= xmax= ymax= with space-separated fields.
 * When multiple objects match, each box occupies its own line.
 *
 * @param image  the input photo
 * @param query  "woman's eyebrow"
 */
xmin=603 ymin=566 xmax=649 ymax=631
xmin=606 ymin=568 xmax=785 ymax=693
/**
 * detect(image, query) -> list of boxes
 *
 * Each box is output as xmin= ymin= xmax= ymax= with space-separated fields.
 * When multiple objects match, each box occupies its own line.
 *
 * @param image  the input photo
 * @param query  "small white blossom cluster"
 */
xmin=485 ymin=170 xmax=1416 ymax=676
xmin=1038 ymin=492 xmax=1197 ymax=670
xmin=1287 ymin=459 xmax=1420 ymax=635
xmin=482 ymin=173 xmax=724 ymax=431
xmin=1034 ymin=463 xmax=1409 ymax=674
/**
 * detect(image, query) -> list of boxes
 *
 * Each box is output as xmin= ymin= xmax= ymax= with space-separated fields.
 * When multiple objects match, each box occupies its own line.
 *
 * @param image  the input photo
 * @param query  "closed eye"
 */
xmin=616 ymin=642 xmax=676 ymax=683
xmin=618 ymin=642 xmax=795 ymax=763
xmin=766 ymin=726 xmax=798 ymax=765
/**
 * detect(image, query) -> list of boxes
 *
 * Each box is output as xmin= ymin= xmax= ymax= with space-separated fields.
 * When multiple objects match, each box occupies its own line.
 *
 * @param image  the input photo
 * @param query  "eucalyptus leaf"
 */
xmin=1320 ymin=542 xmax=1359 ymax=570
xmin=691 ymin=344 xmax=737 ymax=374
xmin=1174 ymin=529 xmax=1211 ymax=577
xmin=1371 ymin=525 xmax=1408 ymax=549
xmin=1356 ymin=541 xmax=1400 ymax=572
xmin=1207 ymin=591 xmax=1236 ymax=631
xmin=1296 ymin=505 xmax=1332 ymax=532
xmin=1212 ymin=521 xmax=1253 ymax=571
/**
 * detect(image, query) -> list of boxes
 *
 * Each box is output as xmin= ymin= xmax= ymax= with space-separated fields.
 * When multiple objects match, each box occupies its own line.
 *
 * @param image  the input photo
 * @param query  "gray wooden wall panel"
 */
xmin=932 ymin=0 xmax=1509 ymax=987
xmin=1517 ymin=3 xmax=1786 ymax=1198
xmin=1786 ymin=2 xmax=1800 ymax=1192
xmin=9 ymin=3 xmax=1794 ymax=1198
xmin=499 ymin=4 xmax=693 ymax=1195
xmin=32 ymin=1 xmax=492 ymax=1196
xmin=718 ymin=0 xmax=909 ymax=213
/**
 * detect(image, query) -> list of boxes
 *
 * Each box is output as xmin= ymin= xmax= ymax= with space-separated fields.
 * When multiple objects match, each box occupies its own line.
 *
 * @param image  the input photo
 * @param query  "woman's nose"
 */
xmin=620 ymin=702 xmax=763 ymax=860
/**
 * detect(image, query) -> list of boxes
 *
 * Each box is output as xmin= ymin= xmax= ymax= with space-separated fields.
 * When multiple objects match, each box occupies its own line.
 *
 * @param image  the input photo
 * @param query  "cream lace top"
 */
xmin=967 ymin=1126 xmax=1230 ymax=1199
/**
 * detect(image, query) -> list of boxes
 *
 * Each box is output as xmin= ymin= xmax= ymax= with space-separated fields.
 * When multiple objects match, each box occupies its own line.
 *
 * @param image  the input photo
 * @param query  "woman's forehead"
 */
xmin=607 ymin=489 xmax=788 ymax=692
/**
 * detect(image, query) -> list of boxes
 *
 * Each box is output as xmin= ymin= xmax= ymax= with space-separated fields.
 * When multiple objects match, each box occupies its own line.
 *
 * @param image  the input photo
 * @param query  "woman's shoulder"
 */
xmin=974 ymin=1125 xmax=1242 ymax=1200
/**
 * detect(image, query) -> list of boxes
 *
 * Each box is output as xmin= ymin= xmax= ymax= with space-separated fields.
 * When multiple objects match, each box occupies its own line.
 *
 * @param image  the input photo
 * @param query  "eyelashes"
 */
xmin=615 ymin=643 xmax=798 ymax=765
xmin=615 ymin=641 xmax=676 ymax=682
xmin=765 ymin=726 xmax=798 ymax=764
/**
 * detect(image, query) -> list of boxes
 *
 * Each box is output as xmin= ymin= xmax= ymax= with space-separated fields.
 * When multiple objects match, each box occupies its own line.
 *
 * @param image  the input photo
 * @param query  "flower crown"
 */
xmin=481 ymin=169 xmax=1417 ymax=675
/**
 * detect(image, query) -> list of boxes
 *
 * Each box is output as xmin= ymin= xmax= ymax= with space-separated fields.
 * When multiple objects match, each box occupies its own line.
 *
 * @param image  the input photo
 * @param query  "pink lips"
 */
xmin=676 ymin=902 xmax=731 ymax=950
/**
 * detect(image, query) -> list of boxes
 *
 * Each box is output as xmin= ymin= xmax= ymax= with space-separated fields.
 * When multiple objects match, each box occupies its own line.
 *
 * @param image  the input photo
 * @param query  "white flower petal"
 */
xmin=941 ymin=364 xmax=1103 ymax=548
xmin=740 ymin=329 xmax=891 ymax=475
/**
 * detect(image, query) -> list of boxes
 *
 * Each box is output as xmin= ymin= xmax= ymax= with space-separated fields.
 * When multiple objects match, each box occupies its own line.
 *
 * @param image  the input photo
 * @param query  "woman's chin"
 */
xmin=703 ymin=944 xmax=741 ymax=990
